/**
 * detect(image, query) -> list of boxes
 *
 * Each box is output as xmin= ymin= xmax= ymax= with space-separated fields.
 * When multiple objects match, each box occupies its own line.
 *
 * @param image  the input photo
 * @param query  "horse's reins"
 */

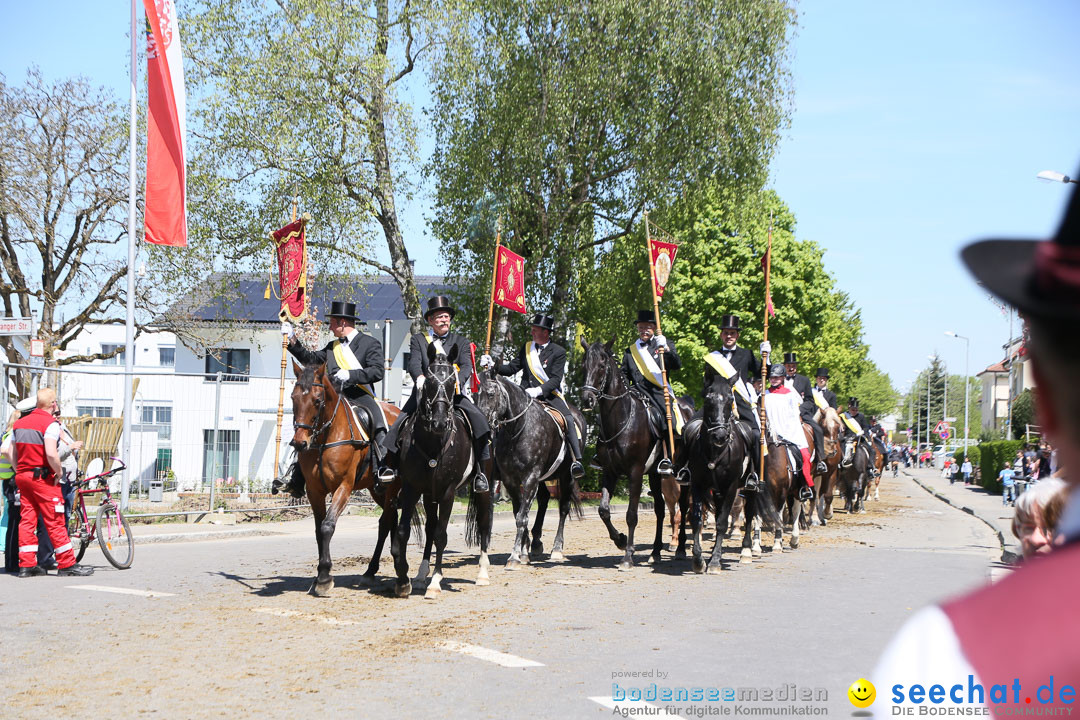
xmin=702 ymin=396 xmax=736 ymax=471
xmin=487 ymin=378 xmax=535 ymax=442
xmin=587 ymin=351 xmax=638 ymax=445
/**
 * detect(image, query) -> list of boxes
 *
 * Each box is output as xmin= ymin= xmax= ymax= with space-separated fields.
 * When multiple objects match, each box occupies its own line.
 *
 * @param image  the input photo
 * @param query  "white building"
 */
xmin=41 ymin=274 xmax=447 ymax=493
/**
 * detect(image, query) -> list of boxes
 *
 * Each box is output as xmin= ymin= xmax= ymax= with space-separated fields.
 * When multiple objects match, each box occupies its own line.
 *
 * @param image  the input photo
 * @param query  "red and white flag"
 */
xmin=143 ymin=0 xmax=187 ymax=247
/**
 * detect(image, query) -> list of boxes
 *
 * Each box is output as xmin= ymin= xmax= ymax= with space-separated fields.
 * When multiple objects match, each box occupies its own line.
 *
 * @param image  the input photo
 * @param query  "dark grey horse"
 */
xmin=682 ymin=373 xmax=756 ymax=574
xmin=391 ymin=343 xmax=493 ymax=598
xmin=840 ymin=440 xmax=871 ymax=514
xmin=475 ymin=372 xmax=584 ymax=568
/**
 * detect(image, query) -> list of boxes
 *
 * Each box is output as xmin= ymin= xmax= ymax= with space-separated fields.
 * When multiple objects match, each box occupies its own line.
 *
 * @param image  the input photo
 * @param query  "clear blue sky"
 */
xmin=2 ymin=1 xmax=1078 ymax=390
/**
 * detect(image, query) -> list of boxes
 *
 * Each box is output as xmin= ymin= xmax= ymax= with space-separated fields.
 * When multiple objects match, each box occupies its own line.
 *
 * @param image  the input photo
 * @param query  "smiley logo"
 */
xmin=848 ymin=678 xmax=876 ymax=708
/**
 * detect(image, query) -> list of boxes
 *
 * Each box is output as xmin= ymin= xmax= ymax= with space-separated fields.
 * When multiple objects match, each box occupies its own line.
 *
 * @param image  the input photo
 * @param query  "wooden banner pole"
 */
xmin=759 ymin=216 xmax=773 ymax=476
xmin=484 ymin=216 xmax=503 ymax=356
xmin=273 ymin=197 xmax=301 ymax=478
xmin=644 ymin=210 xmax=677 ymax=462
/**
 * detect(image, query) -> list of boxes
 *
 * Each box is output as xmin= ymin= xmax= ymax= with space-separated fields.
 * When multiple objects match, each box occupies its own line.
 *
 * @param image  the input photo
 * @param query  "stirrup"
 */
xmin=570 ymin=461 xmax=585 ymax=479
xmin=743 ymin=472 xmax=761 ymax=491
xmin=473 ymin=472 xmax=489 ymax=494
xmin=799 ymin=486 xmax=813 ymax=501
xmin=376 ymin=465 xmax=397 ymax=484
xmin=657 ymin=458 xmax=674 ymax=476
xmin=676 ymin=467 xmax=691 ymax=487
xmin=816 ymin=461 xmax=828 ymax=475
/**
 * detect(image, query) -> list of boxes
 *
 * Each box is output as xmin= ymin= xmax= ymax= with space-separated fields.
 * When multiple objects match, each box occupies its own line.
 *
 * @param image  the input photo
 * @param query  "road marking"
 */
xmin=66 ymin=585 xmax=175 ymax=598
xmin=439 ymin=641 xmax=544 ymax=668
xmin=252 ymin=607 xmax=359 ymax=626
xmin=589 ymin=697 xmax=681 ymax=716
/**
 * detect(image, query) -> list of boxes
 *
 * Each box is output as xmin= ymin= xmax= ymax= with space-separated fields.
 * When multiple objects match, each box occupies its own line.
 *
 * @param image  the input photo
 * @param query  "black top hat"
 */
xmin=815 ymin=367 xmax=829 ymax=378
xmin=720 ymin=314 xmax=740 ymax=331
xmin=962 ymin=168 xmax=1080 ymax=320
xmin=635 ymin=309 xmax=656 ymax=325
xmin=424 ymin=295 xmax=456 ymax=320
xmin=783 ymin=352 xmax=798 ymax=364
xmin=530 ymin=313 xmax=555 ymax=332
xmin=848 ymin=396 xmax=859 ymax=407
xmin=326 ymin=301 xmax=358 ymax=320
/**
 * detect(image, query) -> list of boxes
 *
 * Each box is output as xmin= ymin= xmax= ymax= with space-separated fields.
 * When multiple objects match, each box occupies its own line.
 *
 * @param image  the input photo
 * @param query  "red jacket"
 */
xmin=13 ymin=408 xmax=58 ymax=484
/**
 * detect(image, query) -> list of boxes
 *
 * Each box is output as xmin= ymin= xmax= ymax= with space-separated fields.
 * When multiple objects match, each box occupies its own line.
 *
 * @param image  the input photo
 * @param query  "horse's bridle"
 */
xmin=294 ymin=380 xmax=364 ymax=450
xmin=485 ymin=377 xmax=533 ymax=441
xmin=582 ymin=351 xmax=630 ymax=402
xmin=585 ymin=349 xmax=638 ymax=444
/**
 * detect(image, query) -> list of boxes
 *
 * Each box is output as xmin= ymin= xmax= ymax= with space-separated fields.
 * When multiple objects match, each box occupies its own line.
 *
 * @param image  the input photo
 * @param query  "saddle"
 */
xmin=777 ymin=439 xmax=804 ymax=479
xmin=537 ymin=401 xmax=567 ymax=433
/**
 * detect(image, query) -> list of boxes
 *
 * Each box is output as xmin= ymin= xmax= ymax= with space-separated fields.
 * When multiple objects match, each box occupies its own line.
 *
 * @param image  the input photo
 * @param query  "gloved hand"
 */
xmin=479 ymin=354 xmax=495 ymax=369
xmin=334 ymin=369 xmax=350 ymax=382
xmin=282 ymin=321 xmax=293 ymax=339
xmin=525 ymin=387 xmax=542 ymax=398
xmin=415 ymin=375 xmax=426 ymax=391
xmin=654 ymin=335 xmax=668 ymax=349
xmin=760 ymin=340 xmax=771 ymax=355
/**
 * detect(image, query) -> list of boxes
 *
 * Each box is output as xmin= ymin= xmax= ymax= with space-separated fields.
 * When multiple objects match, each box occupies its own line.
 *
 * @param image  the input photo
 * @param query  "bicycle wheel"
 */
xmin=67 ymin=509 xmax=91 ymax=563
xmin=95 ymin=503 xmax=134 ymax=569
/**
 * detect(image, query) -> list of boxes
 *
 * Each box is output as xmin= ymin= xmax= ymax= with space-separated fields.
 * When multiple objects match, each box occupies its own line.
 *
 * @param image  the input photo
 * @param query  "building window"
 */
xmin=76 ymin=404 xmax=112 ymax=418
xmin=101 ymin=343 xmax=125 ymax=366
xmin=159 ymin=347 xmax=175 ymax=367
xmin=202 ymin=429 xmax=240 ymax=484
xmin=136 ymin=404 xmax=172 ymax=440
xmin=156 ymin=447 xmax=172 ymax=480
xmin=205 ymin=348 xmax=250 ymax=382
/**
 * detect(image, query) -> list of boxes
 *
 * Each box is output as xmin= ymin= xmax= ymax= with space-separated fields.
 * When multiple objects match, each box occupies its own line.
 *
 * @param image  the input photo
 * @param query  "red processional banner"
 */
xmin=493 ymin=245 xmax=527 ymax=314
xmin=271 ymin=219 xmax=308 ymax=321
xmin=143 ymin=0 xmax=188 ymax=247
xmin=649 ymin=237 xmax=678 ymax=300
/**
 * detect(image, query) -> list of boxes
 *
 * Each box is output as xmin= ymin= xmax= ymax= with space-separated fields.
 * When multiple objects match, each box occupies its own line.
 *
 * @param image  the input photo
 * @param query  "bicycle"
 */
xmin=66 ymin=457 xmax=134 ymax=569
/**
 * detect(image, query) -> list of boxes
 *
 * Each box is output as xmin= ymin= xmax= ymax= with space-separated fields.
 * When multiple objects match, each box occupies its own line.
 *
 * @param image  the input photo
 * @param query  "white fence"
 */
xmin=3 ymin=363 xmax=299 ymax=496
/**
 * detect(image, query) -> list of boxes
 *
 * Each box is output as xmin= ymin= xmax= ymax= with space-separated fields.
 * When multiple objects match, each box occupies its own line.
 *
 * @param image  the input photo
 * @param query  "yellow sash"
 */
xmin=841 ymin=412 xmax=863 ymax=435
xmin=630 ymin=343 xmax=683 ymax=434
xmin=331 ymin=339 xmax=380 ymax=438
xmin=812 ymin=388 xmax=829 ymax=410
xmin=704 ymin=352 xmax=751 ymax=403
xmin=526 ymin=342 xmax=563 ymax=399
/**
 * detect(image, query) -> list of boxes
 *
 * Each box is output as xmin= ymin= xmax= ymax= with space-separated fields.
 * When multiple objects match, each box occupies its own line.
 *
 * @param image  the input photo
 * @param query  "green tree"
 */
xmin=1011 ymin=388 xmax=1035 ymax=440
xmin=166 ymin=0 xmax=441 ymax=331
xmin=850 ymin=363 xmax=896 ymax=420
xmin=899 ymin=357 xmax=947 ymax=446
xmin=429 ymin=0 xmax=794 ymax=348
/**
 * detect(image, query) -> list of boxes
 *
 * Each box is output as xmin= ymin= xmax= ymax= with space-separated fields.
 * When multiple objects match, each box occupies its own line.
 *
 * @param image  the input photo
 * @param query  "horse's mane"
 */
xmin=296 ymin=362 xmax=320 ymax=390
xmin=816 ymin=405 xmax=842 ymax=435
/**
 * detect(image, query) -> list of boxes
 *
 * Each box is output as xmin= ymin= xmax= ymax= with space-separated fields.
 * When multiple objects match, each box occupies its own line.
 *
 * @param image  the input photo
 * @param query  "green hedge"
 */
xmin=952 ymin=445 xmax=980 ymax=474
xmin=972 ymin=440 xmax=1023 ymax=494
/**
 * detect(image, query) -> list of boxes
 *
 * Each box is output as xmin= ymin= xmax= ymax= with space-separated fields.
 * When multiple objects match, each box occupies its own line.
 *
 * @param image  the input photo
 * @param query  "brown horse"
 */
xmin=290 ymin=362 xmax=401 ymax=596
xmin=811 ymin=406 xmax=843 ymax=525
xmin=751 ymin=439 xmax=804 ymax=555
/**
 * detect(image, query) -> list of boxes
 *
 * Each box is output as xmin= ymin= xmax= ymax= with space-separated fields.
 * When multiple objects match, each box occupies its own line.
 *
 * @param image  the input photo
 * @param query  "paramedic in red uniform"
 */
xmin=7 ymin=388 xmax=93 ymax=577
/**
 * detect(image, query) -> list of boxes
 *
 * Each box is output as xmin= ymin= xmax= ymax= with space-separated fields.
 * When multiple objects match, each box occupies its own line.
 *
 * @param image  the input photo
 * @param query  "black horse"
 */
xmin=682 ymin=374 xmax=755 ymax=574
xmin=391 ymin=343 xmax=493 ymax=598
xmin=579 ymin=337 xmax=690 ymax=570
xmin=840 ymin=439 xmax=871 ymax=514
xmin=476 ymin=372 xmax=585 ymax=568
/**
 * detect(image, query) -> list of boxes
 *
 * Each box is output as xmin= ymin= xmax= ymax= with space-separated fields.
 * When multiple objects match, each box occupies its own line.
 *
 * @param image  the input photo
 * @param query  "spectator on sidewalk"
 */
xmin=1012 ymin=478 xmax=1068 ymax=559
xmin=999 ymin=464 xmax=1017 ymax=506
xmin=961 ymin=457 xmax=973 ymax=484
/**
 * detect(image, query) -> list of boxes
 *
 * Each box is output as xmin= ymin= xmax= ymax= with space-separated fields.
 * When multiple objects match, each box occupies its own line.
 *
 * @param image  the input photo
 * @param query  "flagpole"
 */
xmin=644 ymin=210 xmax=676 ymax=463
xmin=483 ymin=216 xmax=503 ymax=356
xmin=759 ymin=215 xmax=774 ymax=479
xmin=273 ymin=197 xmax=299 ymax=482
xmin=120 ymin=0 xmax=138 ymax=512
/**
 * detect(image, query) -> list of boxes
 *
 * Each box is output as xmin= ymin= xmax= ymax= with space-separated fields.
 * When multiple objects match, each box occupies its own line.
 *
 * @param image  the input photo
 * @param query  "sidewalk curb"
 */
xmin=903 ymin=471 xmax=1021 ymax=565
xmin=128 ymin=502 xmax=652 ymax=545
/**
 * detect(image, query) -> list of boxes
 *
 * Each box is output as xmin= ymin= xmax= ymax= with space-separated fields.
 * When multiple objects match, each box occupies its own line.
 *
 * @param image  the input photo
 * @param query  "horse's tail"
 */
xmin=751 ymin=478 xmax=782 ymax=532
xmin=412 ymin=501 xmax=425 ymax=547
xmin=465 ymin=489 xmax=482 ymax=548
xmin=566 ymin=474 xmax=585 ymax=520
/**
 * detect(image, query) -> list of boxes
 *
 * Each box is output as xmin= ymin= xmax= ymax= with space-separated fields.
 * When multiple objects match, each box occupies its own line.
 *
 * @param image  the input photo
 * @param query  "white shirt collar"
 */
xmin=343 ymin=328 xmax=359 ymax=343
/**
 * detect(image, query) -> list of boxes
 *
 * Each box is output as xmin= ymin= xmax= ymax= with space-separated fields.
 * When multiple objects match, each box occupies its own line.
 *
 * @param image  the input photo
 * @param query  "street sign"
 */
xmin=945 ymin=416 xmax=957 ymax=423
xmin=0 ymin=317 xmax=32 ymax=336
xmin=933 ymin=421 xmax=949 ymax=434
xmin=939 ymin=429 xmax=951 ymax=440
xmin=29 ymin=338 xmax=44 ymax=357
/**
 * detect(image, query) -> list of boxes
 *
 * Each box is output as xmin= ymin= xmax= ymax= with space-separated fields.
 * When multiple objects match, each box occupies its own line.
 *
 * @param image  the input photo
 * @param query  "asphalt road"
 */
xmin=0 ymin=472 xmax=1001 ymax=719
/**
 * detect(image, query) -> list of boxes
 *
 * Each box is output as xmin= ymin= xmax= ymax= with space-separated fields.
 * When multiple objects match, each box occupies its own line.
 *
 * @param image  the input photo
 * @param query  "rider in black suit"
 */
xmin=812 ymin=368 xmax=839 ymax=410
xmin=379 ymin=296 xmax=492 ymax=492
xmin=274 ymin=300 xmax=386 ymax=497
xmin=480 ymin=313 xmax=585 ymax=479
xmin=841 ymin=397 xmax=876 ymax=469
xmin=701 ymin=314 xmax=766 ymax=489
xmin=783 ymin=352 xmax=828 ymax=476
xmin=621 ymin=309 xmax=681 ymax=476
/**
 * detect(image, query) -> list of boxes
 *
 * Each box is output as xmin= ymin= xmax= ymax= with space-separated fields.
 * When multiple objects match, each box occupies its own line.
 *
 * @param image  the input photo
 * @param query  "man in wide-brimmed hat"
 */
xmin=872 ymin=169 xmax=1080 ymax=714
xmin=621 ymin=309 xmax=682 ymax=476
xmin=379 ymin=295 xmax=491 ymax=492
xmin=698 ymin=313 xmax=767 ymax=489
xmin=276 ymin=300 xmax=386 ymax=498
xmin=480 ymin=312 xmax=585 ymax=479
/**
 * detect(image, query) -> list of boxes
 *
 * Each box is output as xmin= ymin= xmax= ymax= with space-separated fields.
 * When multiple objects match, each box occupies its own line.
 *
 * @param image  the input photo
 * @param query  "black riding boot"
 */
xmin=473 ymin=436 xmax=491 ymax=493
xmin=283 ymin=462 xmax=305 ymax=499
xmin=566 ymin=425 xmax=585 ymax=480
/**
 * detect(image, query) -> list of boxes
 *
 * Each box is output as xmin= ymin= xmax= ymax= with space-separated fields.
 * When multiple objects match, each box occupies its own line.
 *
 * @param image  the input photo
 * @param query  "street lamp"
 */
xmin=945 ymin=331 xmax=971 ymax=460
xmin=1036 ymin=170 xmax=1079 ymax=185
xmin=926 ymin=355 xmax=935 ymax=451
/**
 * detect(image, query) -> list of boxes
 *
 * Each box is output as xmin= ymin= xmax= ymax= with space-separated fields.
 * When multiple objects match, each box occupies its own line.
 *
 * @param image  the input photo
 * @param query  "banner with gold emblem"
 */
xmin=492 ymin=245 xmax=527 ymax=314
xmin=648 ymin=222 xmax=678 ymax=301
xmin=269 ymin=218 xmax=307 ymax=321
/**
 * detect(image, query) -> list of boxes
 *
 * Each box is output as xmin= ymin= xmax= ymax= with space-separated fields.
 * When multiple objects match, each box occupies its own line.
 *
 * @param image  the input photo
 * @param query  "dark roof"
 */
xmin=176 ymin=273 xmax=449 ymax=325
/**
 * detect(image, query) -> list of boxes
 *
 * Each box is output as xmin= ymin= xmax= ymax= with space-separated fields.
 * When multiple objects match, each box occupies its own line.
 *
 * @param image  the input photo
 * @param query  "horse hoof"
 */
xmin=530 ymin=543 xmax=545 ymax=557
xmin=667 ymin=543 xmax=678 ymax=553
xmin=647 ymin=554 xmax=661 ymax=566
xmin=773 ymin=543 xmax=783 ymax=553
xmin=692 ymin=559 xmax=705 ymax=574
xmin=618 ymin=561 xmax=634 ymax=572
xmin=475 ymin=576 xmax=490 ymax=587
xmin=674 ymin=548 xmax=687 ymax=559
xmin=751 ymin=548 xmax=762 ymax=558
xmin=394 ymin=582 xmax=411 ymax=598
xmin=505 ymin=558 xmax=521 ymax=571
xmin=790 ymin=537 xmax=799 ymax=549
xmin=549 ymin=551 xmax=565 ymax=562
xmin=706 ymin=565 xmax=723 ymax=575
xmin=309 ymin=578 xmax=333 ymax=597
xmin=424 ymin=587 xmax=441 ymax=600
xmin=615 ymin=534 xmax=627 ymax=551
